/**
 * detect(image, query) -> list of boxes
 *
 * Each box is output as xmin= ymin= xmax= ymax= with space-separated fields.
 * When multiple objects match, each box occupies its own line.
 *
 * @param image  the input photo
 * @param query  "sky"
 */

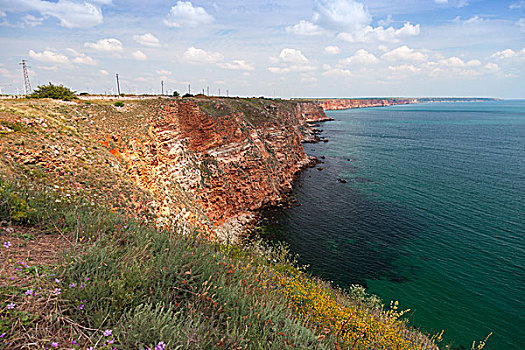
xmin=0 ymin=0 xmax=524 ymax=98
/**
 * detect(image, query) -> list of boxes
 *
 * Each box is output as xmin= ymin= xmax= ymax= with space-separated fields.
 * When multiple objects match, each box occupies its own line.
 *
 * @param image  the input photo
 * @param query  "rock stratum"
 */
xmin=314 ymin=98 xmax=418 ymax=110
xmin=99 ymin=98 xmax=330 ymax=240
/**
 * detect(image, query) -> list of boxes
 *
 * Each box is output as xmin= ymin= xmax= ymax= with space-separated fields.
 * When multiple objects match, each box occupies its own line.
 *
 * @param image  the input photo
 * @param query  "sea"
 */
xmin=260 ymin=100 xmax=525 ymax=349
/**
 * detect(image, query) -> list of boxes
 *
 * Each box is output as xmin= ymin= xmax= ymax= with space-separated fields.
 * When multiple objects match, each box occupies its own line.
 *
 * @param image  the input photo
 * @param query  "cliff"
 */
xmin=96 ymin=97 xmax=329 ymax=240
xmin=315 ymin=98 xmax=417 ymax=110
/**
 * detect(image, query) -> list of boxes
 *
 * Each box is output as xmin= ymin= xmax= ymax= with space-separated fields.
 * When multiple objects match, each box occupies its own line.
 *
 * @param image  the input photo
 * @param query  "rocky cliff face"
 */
xmin=107 ymin=98 xmax=329 ymax=240
xmin=317 ymin=98 xmax=417 ymax=110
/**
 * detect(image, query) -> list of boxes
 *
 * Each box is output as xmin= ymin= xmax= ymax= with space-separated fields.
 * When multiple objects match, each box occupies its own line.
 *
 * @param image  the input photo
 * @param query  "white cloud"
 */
xmin=286 ymin=20 xmax=324 ymax=35
xmin=491 ymin=49 xmax=516 ymax=59
xmin=37 ymin=66 xmax=58 ymax=71
xmin=518 ymin=18 xmax=525 ymax=32
xmin=66 ymin=48 xmax=98 ymax=65
xmin=218 ymin=60 xmax=255 ymax=71
xmin=84 ymin=38 xmax=123 ymax=52
xmin=324 ymin=46 xmax=340 ymax=55
xmin=99 ymin=69 xmax=109 ymax=75
xmin=435 ymin=0 xmax=448 ymax=3
xmin=268 ymin=65 xmax=316 ymax=74
xmin=454 ymin=15 xmax=484 ymax=24
xmin=279 ymin=48 xmax=309 ymax=64
xmin=11 ymin=0 xmax=104 ymax=28
xmin=133 ymin=33 xmax=160 ymax=47
xmin=339 ymin=49 xmax=378 ymax=65
xmin=322 ymin=66 xmax=352 ymax=77
xmin=312 ymin=0 xmax=371 ymax=32
xmin=156 ymin=70 xmax=172 ymax=75
xmin=510 ymin=1 xmax=525 ymax=10
xmin=183 ymin=47 xmax=224 ymax=64
xmin=338 ymin=22 xmax=420 ymax=43
xmin=29 ymin=49 xmax=69 ymax=63
xmin=381 ymin=45 xmax=427 ymax=62
xmin=132 ymin=50 xmax=147 ymax=60
xmin=378 ymin=14 xmax=393 ymax=26
xmin=438 ymin=56 xmax=466 ymax=67
xmin=22 ymin=14 xmax=42 ymax=27
xmin=301 ymin=76 xmax=318 ymax=83
xmin=484 ymin=62 xmax=499 ymax=72
xmin=388 ymin=64 xmax=421 ymax=73
xmin=466 ymin=59 xmax=482 ymax=67
xmin=164 ymin=1 xmax=213 ymax=28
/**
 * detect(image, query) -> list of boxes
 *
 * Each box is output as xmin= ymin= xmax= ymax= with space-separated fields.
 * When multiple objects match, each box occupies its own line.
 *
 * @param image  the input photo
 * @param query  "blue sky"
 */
xmin=0 ymin=0 xmax=524 ymax=98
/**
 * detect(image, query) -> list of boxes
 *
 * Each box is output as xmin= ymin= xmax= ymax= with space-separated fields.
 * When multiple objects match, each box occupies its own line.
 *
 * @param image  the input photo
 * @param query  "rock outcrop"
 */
xmin=316 ymin=98 xmax=417 ymax=110
xmin=108 ymin=98 xmax=329 ymax=240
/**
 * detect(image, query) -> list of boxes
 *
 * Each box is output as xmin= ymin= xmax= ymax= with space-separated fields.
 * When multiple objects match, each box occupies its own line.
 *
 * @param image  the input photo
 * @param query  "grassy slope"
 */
xmin=0 ymin=97 xmax=448 ymax=350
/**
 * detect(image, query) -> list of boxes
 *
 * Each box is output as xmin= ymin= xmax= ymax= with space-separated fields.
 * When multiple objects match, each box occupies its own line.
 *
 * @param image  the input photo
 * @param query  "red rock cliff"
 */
xmin=317 ymin=98 xmax=417 ymax=110
xmin=109 ymin=98 xmax=328 ymax=240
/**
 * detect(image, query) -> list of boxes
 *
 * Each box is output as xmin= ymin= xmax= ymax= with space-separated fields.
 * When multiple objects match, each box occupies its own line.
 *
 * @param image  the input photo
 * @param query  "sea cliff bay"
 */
xmin=0 ymin=95 xmax=507 ymax=349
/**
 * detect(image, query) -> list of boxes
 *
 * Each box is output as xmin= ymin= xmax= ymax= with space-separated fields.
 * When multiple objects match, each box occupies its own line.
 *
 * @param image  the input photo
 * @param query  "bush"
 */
xmin=173 ymin=91 xmax=180 ymax=97
xmin=31 ymin=82 xmax=77 ymax=101
xmin=182 ymin=93 xmax=193 ymax=98
xmin=114 ymin=101 xmax=124 ymax=107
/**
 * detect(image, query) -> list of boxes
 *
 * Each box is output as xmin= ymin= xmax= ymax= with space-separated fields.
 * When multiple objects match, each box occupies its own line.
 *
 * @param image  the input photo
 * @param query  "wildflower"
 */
xmin=69 ymin=282 xmax=76 ymax=288
xmin=7 ymin=302 xmax=15 ymax=309
xmin=103 ymin=329 xmax=112 ymax=337
xmin=78 ymin=303 xmax=85 ymax=310
xmin=0 ymin=333 xmax=5 ymax=338
xmin=107 ymin=339 xmax=114 ymax=344
xmin=155 ymin=341 xmax=166 ymax=350
xmin=55 ymin=278 xmax=60 ymax=283
xmin=25 ymin=289 xmax=33 ymax=296
xmin=51 ymin=342 xmax=58 ymax=348
xmin=3 ymin=241 xmax=11 ymax=249
xmin=87 ymin=347 xmax=94 ymax=350
xmin=52 ymin=288 xmax=61 ymax=296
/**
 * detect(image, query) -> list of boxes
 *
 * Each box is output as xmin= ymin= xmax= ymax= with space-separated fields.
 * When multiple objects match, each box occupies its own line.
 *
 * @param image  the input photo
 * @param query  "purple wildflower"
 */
xmin=87 ymin=347 xmax=94 ymax=350
xmin=0 ymin=332 xmax=5 ymax=338
xmin=103 ymin=329 xmax=112 ymax=337
xmin=52 ymin=288 xmax=61 ymax=296
xmin=7 ymin=302 xmax=15 ymax=309
xmin=69 ymin=282 xmax=76 ymax=288
xmin=25 ymin=289 xmax=33 ymax=296
xmin=19 ymin=261 xmax=29 ymax=268
xmin=155 ymin=341 xmax=166 ymax=350
xmin=55 ymin=278 xmax=60 ymax=283
xmin=3 ymin=241 xmax=11 ymax=249
xmin=51 ymin=341 xmax=58 ymax=348
xmin=106 ymin=339 xmax=114 ymax=344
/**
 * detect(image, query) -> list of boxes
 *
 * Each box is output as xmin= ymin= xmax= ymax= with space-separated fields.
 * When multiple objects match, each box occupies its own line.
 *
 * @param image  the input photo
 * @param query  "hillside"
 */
xmin=0 ymin=96 xmax=448 ymax=349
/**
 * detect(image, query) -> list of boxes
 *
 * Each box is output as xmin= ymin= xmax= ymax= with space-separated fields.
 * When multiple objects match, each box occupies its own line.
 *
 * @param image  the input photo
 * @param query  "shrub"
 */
xmin=173 ymin=91 xmax=180 ymax=97
xmin=114 ymin=101 xmax=124 ymax=107
xmin=182 ymin=93 xmax=193 ymax=98
xmin=31 ymin=82 xmax=77 ymax=101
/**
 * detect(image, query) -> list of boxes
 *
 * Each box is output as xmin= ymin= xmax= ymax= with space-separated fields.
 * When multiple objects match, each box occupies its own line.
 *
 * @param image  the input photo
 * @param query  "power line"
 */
xmin=19 ymin=60 xmax=32 ymax=95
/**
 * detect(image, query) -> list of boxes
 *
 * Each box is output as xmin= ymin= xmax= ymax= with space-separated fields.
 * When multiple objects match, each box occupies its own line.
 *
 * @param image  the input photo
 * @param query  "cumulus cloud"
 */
xmin=491 ymin=49 xmax=516 ymax=59
xmin=285 ymin=20 xmax=324 ymax=35
xmin=324 ymin=46 xmax=340 ymax=55
xmin=381 ymin=45 xmax=427 ymax=62
xmin=287 ymin=0 xmax=420 ymax=43
xmin=4 ymin=0 xmax=104 ymax=28
xmin=29 ymin=49 xmax=69 ymax=63
xmin=99 ymin=69 xmax=109 ymax=75
xmin=133 ymin=33 xmax=160 ymax=47
xmin=164 ymin=1 xmax=213 ymax=28
xmin=322 ymin=65 xmax=352 ymax=77
xmin=156 ymin=70 xmax=172 ymax=75
xmin=338 ymin=22 xmax=420 ymax=43
xmin=484 ymin=62 xmax=499 ymax=72
xmin=132 ymin=50 xmax=147 ymax=60
xmin=66 ymin=48 xmax=98 ymax=65
xmin=388 ymin=64 xmax=421 ymax=73
xmin=218 ymin=60 xmax=255 ymax=71
xmin=339 ymin=49 xmax=378 ymax=65
xmin=84 ymin=38 xmax=123 ymax=52
xmin=279 ymin=48 xmax=309 ymax=64
xmin=183 ymin=47 xmax=224 ymax=63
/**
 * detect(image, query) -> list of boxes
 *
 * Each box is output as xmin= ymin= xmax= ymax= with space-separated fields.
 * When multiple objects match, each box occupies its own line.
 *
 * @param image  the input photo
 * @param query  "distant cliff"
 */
xmin=314 ymin=98 xmax=417 ymax=110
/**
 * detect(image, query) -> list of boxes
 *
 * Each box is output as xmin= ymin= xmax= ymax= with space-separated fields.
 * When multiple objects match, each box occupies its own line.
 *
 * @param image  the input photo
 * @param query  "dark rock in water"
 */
xmin=323 ymin=138 xmax=329 ymax=142
xmin=317 ymin=167 xmax=323 ymax=171
xmin=347 ymin=159 xmax=351 ymax=161
xmin=320 ymin=155 xmax=325 ymax=159
xmin=338 ymin=178 xmax=347 ymax=183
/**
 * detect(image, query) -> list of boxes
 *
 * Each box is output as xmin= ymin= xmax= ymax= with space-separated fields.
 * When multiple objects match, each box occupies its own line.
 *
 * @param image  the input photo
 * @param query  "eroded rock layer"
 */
xmin=111 ymin=98 xmax=328 ymax=240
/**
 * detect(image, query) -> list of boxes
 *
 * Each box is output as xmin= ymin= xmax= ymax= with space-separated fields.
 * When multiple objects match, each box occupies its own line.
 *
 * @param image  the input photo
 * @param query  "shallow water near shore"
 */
xmin=261 ymin=101 xmax=525 ymax=349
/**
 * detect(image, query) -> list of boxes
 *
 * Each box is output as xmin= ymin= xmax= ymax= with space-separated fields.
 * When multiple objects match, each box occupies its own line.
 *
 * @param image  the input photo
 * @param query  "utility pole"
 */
xmin=19 ymin=60 xmax=32 ymax=95
xmin=218 ymin=88 xmax=221 ymax=96
xmin=188 ymin=84 xmax=191 ymax=94
xmin=206 ymin=86 xmax=209 ymax=96
xmin=161 ymin=80 xmax=164 ymax=95
xmin=226 ymin=89 xmax=229 ymax=97
xmin=115 ymin=74 xmax=121 ymax=96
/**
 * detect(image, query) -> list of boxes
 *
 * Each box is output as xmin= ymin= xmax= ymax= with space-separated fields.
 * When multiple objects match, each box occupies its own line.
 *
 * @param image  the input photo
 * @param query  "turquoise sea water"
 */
xmin=261 ymin=101 xmax=525 ymax=349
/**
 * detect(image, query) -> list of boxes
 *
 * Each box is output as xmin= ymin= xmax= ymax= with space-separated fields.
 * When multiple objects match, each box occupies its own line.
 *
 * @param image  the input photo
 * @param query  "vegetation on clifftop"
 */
xmin=0 ymin=97 xmax=491 ymax=349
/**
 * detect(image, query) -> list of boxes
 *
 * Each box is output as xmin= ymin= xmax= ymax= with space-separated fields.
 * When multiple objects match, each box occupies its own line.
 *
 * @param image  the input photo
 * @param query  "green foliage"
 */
xmin=31 ymin=82 xmax=77 ymax=101
xmin=173 ymin=91 xmax=180 ymax=97
xmin=182 ymin=93 xmax=193 ymax=98
xmin=114 ymin=101 xmax=124 ymax=107
xmin=0 ymin=181 xmax=33 ymax=223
